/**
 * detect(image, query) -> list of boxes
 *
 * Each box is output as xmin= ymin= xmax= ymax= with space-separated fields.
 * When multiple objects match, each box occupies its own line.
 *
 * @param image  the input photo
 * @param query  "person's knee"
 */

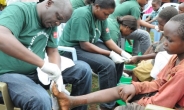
xmin=74 ymin=60 xmax=92 ymax=79
xmin=26 ymin=91 xmax=51 ymax=109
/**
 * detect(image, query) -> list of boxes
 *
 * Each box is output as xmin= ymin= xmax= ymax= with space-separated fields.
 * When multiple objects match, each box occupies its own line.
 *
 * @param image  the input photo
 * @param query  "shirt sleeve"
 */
xmin=137 ymin=71 xmax=184 ymax=108
xmin=130 ymin=7 xmax=141 ymax=20
xmin=0 ymin=5 xmax=24 ymax=37
xmin=100 ymin=20 xmax=111 ymax=42
xmin=47 ymin=27 xmax=58 ymax=48
xmin=132 ymin=79 xmax=166 ymax=95
xmin=70 ymin=17 xmax=90 ymax=42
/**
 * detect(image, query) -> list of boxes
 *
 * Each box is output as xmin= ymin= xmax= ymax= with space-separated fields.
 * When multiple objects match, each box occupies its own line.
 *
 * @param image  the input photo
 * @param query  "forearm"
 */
xmin=104 ymin=39 xmax=122 ymax=55
xmin=135 ymin=53 xmax=156 ymax=61
xmin=132 ymin=79 xmax=164 ymax=94
xmin=0 ymin=31 xmax=44 ymax=68
xmin=46 ymin=47 xmax=61 ymax=69
xmin=80 ymin=41 xmax=110 ymax=56
xmin=139 ymin=20 xmax=155 ymax=29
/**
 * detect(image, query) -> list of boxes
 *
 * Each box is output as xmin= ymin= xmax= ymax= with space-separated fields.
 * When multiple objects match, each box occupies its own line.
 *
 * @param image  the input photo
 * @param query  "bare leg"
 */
xmin=52 ymin=83 xmax=121 ymax=110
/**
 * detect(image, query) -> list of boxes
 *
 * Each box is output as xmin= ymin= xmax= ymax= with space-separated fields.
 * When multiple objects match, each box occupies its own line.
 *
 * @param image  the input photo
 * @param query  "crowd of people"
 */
xmin=0 ymin=0 xmax=184 ymax=110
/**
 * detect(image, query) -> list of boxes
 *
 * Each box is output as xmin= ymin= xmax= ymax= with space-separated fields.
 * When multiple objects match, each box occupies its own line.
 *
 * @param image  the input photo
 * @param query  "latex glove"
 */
xmin=109 ymin=51 xmax=126 ymax=64
xmin=154 ymin=25 xmax=159 ymax=31
xmin=121 ymin=50 xmax=132 ymax=60
xmin=40 ymin=62 xmax=61 ymax=81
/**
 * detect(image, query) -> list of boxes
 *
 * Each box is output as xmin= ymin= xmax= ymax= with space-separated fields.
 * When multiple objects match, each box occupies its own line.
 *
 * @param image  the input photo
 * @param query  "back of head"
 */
xmin=117 ymin=15 xmax=137 ymax=31
xmin=170 ymin=14 xmax=184 ymax=40
xmin=158 ymin=6 xmax=178 ymax=23
xmin=93 ymin=0 xmax=115 ymax=9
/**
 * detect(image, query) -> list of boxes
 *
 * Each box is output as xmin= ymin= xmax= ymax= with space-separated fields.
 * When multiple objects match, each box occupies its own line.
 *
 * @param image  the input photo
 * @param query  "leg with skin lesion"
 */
xmin=52 ymin=83 xmax=121 ymax=110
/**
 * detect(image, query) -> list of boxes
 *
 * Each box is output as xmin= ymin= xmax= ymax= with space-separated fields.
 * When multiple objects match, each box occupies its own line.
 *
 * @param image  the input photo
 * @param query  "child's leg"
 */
xmin=52 ymin=83 xmax=122 ymax=110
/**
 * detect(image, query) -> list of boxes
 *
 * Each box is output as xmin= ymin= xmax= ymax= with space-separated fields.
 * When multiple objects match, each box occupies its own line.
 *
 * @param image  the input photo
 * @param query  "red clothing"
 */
xmin=132 ymin=55 xmax=184 ymax=108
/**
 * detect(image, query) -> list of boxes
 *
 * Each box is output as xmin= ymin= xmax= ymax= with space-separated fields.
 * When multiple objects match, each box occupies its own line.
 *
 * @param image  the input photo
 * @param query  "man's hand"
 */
xmin=40 ymin=62 xmax=61 ymax=81
xmin=109 ymin=51 xmax=126 ymax=64
xmin=119 ymin=84 xmax=136 ymax=102
xmin=121 ymin=50 xmax=132 ymax=60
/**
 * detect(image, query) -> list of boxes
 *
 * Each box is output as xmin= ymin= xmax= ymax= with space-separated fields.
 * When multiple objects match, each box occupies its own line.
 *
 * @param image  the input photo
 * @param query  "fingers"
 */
xmin=122 ymin=90 xmax=129 ymax=101
xmin=126 ymin=94 xmax=134 ymax=103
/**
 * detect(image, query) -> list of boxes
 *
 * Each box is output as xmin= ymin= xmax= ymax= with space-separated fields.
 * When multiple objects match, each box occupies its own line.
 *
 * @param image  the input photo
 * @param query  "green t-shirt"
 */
xmin=0 ymin=2 xmax=58 ymax=75
xmin=58 ymin=5 xmax=111 ymax=47
xmin=70 ymin=0 xmax=86 ymax=10
xmin=115 ymin=0 xmax=121 ymax=6
xmin=108 ymin=0 xmax=141 ymax=43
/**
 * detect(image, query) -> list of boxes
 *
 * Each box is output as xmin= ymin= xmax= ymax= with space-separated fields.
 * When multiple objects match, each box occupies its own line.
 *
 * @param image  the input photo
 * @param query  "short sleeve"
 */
xmin=100 ymin=20 xmax=111 ymax=42
xmin=130 ymin=7 xmax=141 ymax=20
xmin=0 ymin=5 xmax=24 ymax=37
xmin=70 ymin=17 xmax=90 ymax=42
xmin=47 ymin=27 xmax=58 ymax=48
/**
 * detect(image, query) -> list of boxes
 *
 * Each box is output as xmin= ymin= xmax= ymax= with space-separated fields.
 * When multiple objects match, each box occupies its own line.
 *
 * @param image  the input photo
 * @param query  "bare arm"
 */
xmin=135 ymin=53 xmax=156 ymax=60
xmin=139 ymin=19 xmax=155 ymax=29
xmin=79 ymin=41 xmax=110 ymax=56
xmin=46 ymin=47 xmax=61 ymax=69
xmin=104 ymin=39 xmax=122 ymax=55
xmin=129 ymin=53 xmax=156 ymax=64
xmin=0 ymin=26 xmax=44 ymax=68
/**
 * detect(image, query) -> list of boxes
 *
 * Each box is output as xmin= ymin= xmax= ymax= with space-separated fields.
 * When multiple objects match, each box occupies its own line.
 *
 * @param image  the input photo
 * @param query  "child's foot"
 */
xmin=52 ymin=83 xmax=73 ymax=110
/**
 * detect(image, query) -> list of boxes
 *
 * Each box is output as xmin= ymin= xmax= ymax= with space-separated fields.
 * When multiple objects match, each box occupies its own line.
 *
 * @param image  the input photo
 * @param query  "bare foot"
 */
xmin=52 ymin=83 xmax=74 ymax=110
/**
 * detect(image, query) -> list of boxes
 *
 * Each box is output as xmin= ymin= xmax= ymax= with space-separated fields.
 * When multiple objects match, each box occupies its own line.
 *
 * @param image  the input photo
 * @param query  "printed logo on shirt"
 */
xmin=53 ymin=32 xmax=57 ymax=38
xmin=106 ymin=28 xmax=109 ymax=33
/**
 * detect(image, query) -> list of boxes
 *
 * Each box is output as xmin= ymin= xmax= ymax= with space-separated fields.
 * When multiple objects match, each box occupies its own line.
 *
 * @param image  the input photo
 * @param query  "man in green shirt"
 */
xmin=58 ymin=0 xmax=133 ymax=109
xmin=0 ymin=0 xmax=92 ymax=110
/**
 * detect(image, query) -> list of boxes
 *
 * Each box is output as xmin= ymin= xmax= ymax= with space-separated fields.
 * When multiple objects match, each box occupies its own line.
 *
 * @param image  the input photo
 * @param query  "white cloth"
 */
xmin=37 ymin=56 xmax=75 ymax=85
xmin=150 ymin=51 xmax=172 ymax=79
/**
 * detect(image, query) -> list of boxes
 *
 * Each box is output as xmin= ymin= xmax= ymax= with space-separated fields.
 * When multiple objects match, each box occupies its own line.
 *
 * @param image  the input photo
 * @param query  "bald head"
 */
xmin=37 ymin=0 xmax=73 ymax=28
xmin=53 ymin=0 xmax=73 ymax=22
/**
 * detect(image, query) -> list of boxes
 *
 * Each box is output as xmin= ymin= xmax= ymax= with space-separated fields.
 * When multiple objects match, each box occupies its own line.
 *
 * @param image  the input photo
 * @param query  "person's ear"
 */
xmin=94 ymin=4 xmax=100 ymax=11
xmin=46 ymin=0 xmax=54 ymax=9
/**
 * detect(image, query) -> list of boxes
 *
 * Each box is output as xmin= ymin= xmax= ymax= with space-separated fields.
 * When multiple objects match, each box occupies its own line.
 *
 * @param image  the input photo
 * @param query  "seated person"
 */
xmin=125 ymin=6 xmax=178 ymax=82
xmin=58 ymin=0 xmax=136 ymax=109
xmin=52 ymin=13 xmax=184 ymax=110
xmin=0 ymin=0 xmax=92 ymax=110
xmin=145 ymin=0 xmax=161 ymax=32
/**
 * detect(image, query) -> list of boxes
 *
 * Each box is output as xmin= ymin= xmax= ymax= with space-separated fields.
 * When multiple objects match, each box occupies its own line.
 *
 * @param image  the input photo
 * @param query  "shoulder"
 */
xmin=5 ymin=2 xmax=36 ymax=14
xmin=73 ymin=5 xmax=91 ymax=15
xmin=72 ymin=5 xmax=93 ymax=20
